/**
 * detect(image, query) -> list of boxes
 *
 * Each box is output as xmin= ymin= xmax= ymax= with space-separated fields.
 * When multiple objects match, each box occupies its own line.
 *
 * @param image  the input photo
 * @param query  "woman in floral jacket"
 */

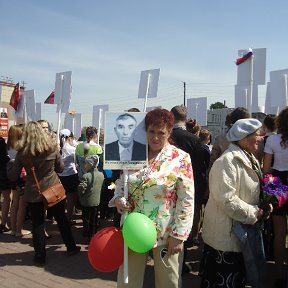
xmin=110 ymin=108 xmax=194 ymax=288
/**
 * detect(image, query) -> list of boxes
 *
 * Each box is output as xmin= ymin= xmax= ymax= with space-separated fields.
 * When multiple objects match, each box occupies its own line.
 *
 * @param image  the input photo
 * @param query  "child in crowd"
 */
xmin=77 ymin=155 xmax=104 ymax=242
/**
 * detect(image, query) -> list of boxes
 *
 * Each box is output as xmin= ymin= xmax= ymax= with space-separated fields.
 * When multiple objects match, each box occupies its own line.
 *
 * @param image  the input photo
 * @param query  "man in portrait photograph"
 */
xmin=105 ymin=113 xmax=146 ymax=161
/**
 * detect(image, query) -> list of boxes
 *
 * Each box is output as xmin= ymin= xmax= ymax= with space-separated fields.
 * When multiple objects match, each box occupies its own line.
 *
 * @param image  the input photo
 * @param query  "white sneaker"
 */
xmin=15 ymin=230 xmax=31 ymax=237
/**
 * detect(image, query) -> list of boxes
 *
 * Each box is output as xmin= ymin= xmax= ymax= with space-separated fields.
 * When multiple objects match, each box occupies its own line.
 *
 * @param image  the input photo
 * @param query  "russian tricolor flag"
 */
xmin=235 ymin=50 xmax=253 ymax=65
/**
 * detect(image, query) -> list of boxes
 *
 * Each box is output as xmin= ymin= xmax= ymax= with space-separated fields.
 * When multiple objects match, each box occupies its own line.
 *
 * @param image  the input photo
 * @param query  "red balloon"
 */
xmin=88 ymin=227 xmax=124 ymax=272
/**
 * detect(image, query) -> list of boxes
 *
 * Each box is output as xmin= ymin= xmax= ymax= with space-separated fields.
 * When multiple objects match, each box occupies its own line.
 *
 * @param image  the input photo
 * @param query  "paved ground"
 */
xmin=0 ymin=212 xmax=283 ymax=288
xmin=0 ymin=215 xmax=203 ymax=288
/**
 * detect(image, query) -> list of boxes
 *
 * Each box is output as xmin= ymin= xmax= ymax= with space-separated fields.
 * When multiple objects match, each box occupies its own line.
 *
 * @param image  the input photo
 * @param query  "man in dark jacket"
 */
xmin=170 ymin=105 xmax=207 ymax=274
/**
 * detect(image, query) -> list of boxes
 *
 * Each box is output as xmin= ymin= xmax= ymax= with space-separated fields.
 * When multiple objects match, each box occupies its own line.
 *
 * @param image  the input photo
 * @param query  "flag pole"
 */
xmin=68 ymin=110 xmax=77 ymax=136
xmin=97 ymin=108 xmax=103 ymax=144
xmin=72 ymin=116 xmax=75 ymax=136
xmin=284 ymin=74 xmax=288 ymax=107
xmin=143 ymin=73 xmax=151 ymax=112
xmin=195 ymin=103 xmax=199 ymax=122
xmin=56 ymin=75 xmax=64 ymax=144
xmin=123 ymin=169 xmax=129 ymax=283
xmin=244 ymin=88 xmax=248 ymax=110
xmin=23 ymin=102 xmax=27 ymax=124
xmin=248 ymin=54 xmax=254 ymax=114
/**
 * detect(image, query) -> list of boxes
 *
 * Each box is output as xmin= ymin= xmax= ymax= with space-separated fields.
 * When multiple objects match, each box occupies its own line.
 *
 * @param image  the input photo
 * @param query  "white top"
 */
xmin=58 ymin=142 xmax=78 ymax=176
xmin=264 ymin=134 xmax=288 ymax=171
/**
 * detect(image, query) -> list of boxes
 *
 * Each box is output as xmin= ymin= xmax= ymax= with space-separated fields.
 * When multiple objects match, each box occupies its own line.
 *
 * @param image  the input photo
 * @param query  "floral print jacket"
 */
xmin=113 ymin=143 xmax=194 ymax=246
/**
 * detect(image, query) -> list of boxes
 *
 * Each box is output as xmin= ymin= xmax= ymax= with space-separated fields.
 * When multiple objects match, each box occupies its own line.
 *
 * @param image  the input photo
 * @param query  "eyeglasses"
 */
xmin=160 ymin=247 xmax=171 ymax=268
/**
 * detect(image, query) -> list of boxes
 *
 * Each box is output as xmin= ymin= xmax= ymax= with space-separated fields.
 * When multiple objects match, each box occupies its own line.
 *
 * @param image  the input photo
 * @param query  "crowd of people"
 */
xmin=0 ymin=105 xmax=288 ymax=288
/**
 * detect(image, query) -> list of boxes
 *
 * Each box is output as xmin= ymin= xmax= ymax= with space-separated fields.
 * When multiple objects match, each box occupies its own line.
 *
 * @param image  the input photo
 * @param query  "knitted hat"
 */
xmin=84 ymin=155 xmax=99 ymax=168
xmin=226 ymin=118 xmax=262 ymax=142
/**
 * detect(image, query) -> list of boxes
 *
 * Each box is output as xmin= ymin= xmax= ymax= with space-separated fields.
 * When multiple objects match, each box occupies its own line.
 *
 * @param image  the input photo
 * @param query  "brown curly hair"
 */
xmin=145 ymin=109 xmax=174 ymax=132
xmin=186 ymin=118 xmax=201 ymax=135
xmin=276 ymin=106 xmax=288 ymax=148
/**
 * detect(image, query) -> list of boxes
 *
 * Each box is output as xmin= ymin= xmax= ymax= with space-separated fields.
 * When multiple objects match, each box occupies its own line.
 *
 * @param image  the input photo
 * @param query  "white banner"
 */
xmin=187 ymin=97 xmax=207 ymax=126
xmin=55 ymin=71 xmax=72 ymax=113
xmin=138 ymin=69 xmax=160 ymax=99
xmin=270 ymin=68 xmax=288 ymax=109
xmin=25 ymin=90 xmax=36 ymax=121
xmin=35 ymin=102 xmax=41 ymax=121
xmin=64 ymin=112 xmax=82 ymax=139
xmin=92 ymin=104 xmax=109 ymax=128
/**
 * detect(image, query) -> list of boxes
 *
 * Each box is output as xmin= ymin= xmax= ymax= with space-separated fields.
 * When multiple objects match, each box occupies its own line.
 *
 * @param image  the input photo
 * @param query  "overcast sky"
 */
xmin=1 ymin=0 xmax=287 ymax=127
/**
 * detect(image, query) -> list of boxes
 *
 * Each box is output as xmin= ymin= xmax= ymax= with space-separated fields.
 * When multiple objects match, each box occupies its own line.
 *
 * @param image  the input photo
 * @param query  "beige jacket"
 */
xmin=202 ymin=143 xmax=260 ymax=252
xmin=8 ymin=150 xmax=64 ymax=203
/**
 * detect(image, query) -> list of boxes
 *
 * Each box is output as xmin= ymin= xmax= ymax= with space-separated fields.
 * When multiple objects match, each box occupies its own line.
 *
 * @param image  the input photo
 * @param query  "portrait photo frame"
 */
xmin=104 ymin=112 xmax=147 ymax=170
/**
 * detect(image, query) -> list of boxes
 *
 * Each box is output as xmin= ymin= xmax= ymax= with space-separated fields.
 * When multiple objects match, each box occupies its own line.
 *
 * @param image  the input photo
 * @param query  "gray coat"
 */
xmin=7 ymin=150 xmax=64 ymax=203
xmin=77 ymin=169 xmax=104 ymax=207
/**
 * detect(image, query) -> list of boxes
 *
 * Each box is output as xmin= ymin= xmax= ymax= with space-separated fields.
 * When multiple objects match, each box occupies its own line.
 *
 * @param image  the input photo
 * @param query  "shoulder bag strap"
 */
xmin=28 ymin=157 xmax=42 ymax=196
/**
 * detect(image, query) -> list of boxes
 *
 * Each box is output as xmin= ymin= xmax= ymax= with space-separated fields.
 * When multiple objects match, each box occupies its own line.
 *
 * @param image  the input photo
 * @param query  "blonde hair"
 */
xmin=17 ymin=121 xmax=57 ymax=156
xmin=7 ymin=124 xmax=23 ymax=150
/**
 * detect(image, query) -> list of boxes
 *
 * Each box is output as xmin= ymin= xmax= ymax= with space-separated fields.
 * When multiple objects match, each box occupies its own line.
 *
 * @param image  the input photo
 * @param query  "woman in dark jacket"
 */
xmin=8 ymin=122 xmax=80 ymax=265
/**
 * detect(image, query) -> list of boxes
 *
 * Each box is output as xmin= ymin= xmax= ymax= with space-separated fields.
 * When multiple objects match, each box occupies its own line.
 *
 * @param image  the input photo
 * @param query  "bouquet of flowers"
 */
xmin=262 ymin=174 xmax=288 ymax=208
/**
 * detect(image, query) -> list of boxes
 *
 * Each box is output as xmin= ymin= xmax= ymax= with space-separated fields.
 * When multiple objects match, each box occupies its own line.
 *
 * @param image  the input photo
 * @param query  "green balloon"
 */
xmin=123 ymin=212 xmax=157 ymax=253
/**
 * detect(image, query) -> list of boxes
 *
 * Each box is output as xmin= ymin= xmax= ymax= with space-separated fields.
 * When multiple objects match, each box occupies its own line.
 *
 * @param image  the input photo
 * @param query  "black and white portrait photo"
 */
xmin=104 ymin=112 xmax=147 ymax=170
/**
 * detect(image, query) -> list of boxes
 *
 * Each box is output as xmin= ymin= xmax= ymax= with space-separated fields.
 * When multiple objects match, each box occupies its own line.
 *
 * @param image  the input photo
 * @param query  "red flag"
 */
xmin=235 ymin=51 xmax=253 ymax=65
xmin=9 ymin=83 xmax=22 ymax=111
xmin=44 ymin=91 xmax=55 ymax=104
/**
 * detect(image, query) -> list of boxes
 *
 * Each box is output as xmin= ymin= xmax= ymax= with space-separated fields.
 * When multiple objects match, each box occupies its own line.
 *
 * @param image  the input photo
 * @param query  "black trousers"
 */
xmin=82 ymin=206 xmax=98 ymax=237
xmin=28 ymin=201 xmax=76 ymax=257
xmin=99 ymin=179 xmax=114 ymax=219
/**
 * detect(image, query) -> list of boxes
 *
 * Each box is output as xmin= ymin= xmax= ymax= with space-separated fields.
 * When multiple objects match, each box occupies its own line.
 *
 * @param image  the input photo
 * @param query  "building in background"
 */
xmin=0 ymin=80 xmax=26 ymax=134
xmin=205 ymin=108 xmax=266 ymax=143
